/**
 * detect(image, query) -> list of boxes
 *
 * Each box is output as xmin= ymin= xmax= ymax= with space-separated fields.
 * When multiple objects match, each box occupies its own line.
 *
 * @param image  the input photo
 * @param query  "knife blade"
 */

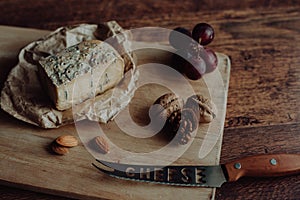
xmin=93 ymin=154 xmax=300 ymax=187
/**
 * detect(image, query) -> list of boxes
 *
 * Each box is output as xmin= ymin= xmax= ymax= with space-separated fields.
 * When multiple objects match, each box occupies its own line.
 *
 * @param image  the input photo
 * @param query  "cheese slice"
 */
xmin=38 ymin=40 xmax=124 ymax=111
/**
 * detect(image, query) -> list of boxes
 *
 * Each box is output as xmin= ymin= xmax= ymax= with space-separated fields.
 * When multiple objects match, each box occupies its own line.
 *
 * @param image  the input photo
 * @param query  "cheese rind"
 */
xmin=38 ymin=40 xmax=124 ymax=111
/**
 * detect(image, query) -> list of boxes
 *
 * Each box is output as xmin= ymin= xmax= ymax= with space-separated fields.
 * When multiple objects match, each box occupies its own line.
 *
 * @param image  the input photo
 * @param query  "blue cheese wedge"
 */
xmin=38 ymin=40 xmax=124 ymax=111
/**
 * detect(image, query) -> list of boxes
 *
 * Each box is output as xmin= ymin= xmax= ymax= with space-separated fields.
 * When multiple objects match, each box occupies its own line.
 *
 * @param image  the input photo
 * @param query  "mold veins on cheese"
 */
xmin=38 ymin=40 xmax=125 ymax=111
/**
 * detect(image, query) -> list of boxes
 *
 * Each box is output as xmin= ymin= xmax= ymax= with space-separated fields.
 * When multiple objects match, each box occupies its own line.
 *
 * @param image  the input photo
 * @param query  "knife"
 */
xmin=93 ymin=154 xmax=300 ymax=187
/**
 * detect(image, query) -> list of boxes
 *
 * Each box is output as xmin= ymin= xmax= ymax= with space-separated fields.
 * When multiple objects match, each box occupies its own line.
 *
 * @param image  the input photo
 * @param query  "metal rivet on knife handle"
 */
xmin=270 ymin=158 xmax=277 ymax=165
xmin=225 ymin=154 xmax=300 ymax=182
xmin=234 ymin=163 xmax=241 ymax=169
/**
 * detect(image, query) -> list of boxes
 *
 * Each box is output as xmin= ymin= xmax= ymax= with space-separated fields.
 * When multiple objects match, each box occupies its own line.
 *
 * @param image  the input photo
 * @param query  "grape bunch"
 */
xmin=169 ymin=23 xmax=218 ymax=80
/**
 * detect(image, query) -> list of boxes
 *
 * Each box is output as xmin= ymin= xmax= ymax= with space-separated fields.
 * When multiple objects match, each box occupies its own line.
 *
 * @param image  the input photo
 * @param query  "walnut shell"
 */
xmin=169 ymin=108 xmax=199 ymax=145
xmin=185 ymin=94 xmax=216 ymax=123
xmin=151 ymin=93 xmax=183 ymax=122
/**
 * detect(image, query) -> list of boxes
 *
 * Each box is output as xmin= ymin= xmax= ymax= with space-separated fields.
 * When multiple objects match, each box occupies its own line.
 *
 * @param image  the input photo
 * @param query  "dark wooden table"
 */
xmin=0 ymin=0 xmax=299 ymax=199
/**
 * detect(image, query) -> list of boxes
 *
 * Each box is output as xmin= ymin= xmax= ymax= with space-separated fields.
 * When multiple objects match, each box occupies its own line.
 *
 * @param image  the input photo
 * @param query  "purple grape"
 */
xmin=192 ymin=23 xmax=214 ymax=46
xmin=184 ymin=56 xmax=206 ymax=80
xmin=203 ymin=48 xmax=218 ymax=73
xmin=169 ymin=27 xmax=192 ymax=50
xmin=188 ymin=42 xmax=206 ymax=58
xmin=171 ymin=49 xmax=189 ymax=73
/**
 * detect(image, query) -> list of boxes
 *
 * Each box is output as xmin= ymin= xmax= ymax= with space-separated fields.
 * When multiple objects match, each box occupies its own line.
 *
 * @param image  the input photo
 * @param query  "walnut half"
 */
xmin=150 ymin=92 xmax=216 ymax=145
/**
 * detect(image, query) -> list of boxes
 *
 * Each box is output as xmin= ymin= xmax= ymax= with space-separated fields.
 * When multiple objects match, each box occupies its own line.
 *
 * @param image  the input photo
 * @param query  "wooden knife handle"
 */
xmin=224 ymin=154 xmax=300 ymax=182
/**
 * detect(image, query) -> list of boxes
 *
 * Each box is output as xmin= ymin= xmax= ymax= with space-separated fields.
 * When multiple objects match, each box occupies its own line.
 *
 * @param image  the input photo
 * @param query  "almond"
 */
xmin=94 ymin=136 xmax=110 ymax=154
xmin=51 ymin=142 xmax=69 ymax=155
xmin=55 ymin=135 xmax=78 ymax=147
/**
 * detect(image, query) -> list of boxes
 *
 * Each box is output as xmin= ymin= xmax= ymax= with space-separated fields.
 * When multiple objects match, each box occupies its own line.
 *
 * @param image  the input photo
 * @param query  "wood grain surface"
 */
xmin=0 ymin=0 xmax=299 ymax=200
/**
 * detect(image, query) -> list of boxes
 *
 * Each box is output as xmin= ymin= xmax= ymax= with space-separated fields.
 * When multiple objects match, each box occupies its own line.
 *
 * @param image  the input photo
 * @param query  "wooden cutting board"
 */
xmin=0 ymin=25 xmax=230 ymax=200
